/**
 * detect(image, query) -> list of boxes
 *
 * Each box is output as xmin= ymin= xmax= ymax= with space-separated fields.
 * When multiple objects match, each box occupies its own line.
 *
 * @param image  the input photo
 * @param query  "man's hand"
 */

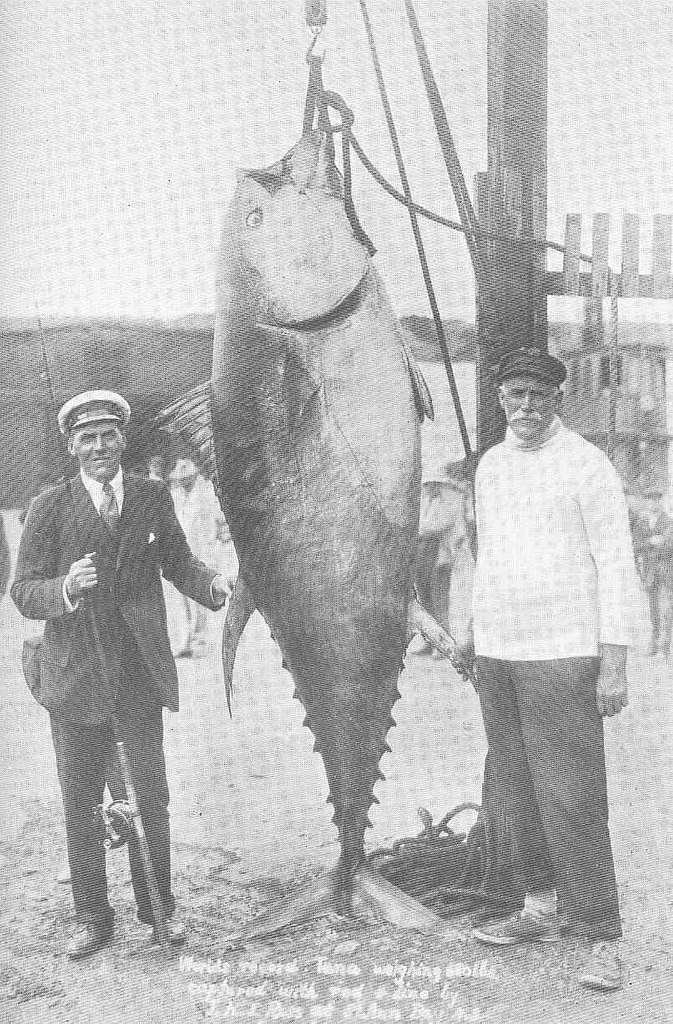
xmin=596 ymin=644 xmax=629 ymax=717
xmin=211 ymin=574 xmax=233 ymax=607
xmin=65 ymin=553 xmax=98 ymax=602
xmin=455 ymin=620 xmax=477 ymax=690
xmin=456 ymin=638 xmax=478 ymax=690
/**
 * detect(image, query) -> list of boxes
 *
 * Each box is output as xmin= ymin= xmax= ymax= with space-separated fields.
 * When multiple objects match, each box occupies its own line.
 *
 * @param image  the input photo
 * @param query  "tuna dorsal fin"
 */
xmin=155 ymin=382 xmax=219 ymax=491
xmin=221 ymin=575 xmax=257 ymax=716
xmin=400 ymin=337 xmax=434 ymax=423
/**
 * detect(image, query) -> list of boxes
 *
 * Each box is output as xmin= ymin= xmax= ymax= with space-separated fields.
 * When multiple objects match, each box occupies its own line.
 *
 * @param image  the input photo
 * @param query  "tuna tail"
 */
xmin=220 ymin=861 xmax=453 ymax=948
xmin=221 ymin=576 xmax=257 ymax=716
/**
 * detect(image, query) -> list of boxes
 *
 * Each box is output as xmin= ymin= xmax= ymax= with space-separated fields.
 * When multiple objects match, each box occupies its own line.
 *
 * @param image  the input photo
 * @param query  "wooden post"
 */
xmin=476 ymin=0 xmax=548 ymax=453
xmin=460 ymin=0 xmax=549 ymax=913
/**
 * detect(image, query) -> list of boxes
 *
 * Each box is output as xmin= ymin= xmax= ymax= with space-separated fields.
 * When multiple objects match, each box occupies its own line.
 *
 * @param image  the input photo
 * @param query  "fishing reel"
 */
xmin=93 ymin=800 xmax=135 ymax=851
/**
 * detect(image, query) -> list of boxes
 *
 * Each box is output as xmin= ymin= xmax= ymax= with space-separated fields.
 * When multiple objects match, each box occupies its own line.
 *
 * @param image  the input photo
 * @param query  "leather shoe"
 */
xmin=67 ymin=921 xmax=114 ymax=960
xmin=472 ymin=909 xmax=561 ymax=945
xmin=153 ymin=916 xmax=187 ymax=946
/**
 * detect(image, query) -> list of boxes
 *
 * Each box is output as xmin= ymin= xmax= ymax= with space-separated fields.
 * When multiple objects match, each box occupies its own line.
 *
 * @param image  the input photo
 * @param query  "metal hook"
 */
xmin=306 ymin=26 xmax=324 ymax=63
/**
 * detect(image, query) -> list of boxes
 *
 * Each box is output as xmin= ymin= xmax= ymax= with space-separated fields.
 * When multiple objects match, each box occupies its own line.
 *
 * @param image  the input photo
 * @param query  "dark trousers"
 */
xmin=476 ymin=656 xmax=622 ymax=940
xmin=50 ymin=705 xmax=175 ymax=927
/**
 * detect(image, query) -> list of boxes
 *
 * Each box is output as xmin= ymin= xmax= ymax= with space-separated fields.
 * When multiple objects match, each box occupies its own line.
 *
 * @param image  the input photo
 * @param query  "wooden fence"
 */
xmin=546 ymin=213 xmax=673 ymax=300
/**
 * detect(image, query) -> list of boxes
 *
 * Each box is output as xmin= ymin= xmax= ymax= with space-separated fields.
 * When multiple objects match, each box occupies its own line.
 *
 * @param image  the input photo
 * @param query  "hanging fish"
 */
xmin=158 ymin=130 xmax=468 ymax=940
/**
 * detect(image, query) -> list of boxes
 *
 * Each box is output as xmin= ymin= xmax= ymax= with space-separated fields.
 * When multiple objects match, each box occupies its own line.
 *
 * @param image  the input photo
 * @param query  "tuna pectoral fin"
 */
xmin=407 ymin=596 xmax=475 ymax=684
xmin=221 ymin=576 xmax=256 ymax=716
xmin=354 ymin=864 xmax=457 ymax=936
xmin=401 ymin=337 xmax=434 ymax=422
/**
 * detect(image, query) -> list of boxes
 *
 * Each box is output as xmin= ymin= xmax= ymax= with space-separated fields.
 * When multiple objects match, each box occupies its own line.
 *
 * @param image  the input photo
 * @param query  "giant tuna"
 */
xmin=160 ymin=130 xmax=466 ymax=940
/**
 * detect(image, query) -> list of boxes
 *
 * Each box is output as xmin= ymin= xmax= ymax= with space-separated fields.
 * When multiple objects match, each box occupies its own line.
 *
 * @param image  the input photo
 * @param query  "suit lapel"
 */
xmin=116 ymin=474 xmax=150 ymax=568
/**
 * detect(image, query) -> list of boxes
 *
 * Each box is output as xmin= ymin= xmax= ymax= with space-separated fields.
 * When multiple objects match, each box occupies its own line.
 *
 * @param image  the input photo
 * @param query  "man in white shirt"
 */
xmin=12 ymin=390 xmax=231 ymax=960
xmin=467 ymin=348 xmax=641 ymax=993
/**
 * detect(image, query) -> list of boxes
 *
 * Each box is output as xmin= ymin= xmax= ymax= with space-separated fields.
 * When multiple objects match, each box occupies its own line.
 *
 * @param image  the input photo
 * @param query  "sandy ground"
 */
xmin=1 ymin=508 xmax=672 ymax=1024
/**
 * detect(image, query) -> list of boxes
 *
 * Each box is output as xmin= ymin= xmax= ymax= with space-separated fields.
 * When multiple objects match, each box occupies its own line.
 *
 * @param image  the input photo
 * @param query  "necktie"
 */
xmin=100 ymin=482 xmax=120 ymax=534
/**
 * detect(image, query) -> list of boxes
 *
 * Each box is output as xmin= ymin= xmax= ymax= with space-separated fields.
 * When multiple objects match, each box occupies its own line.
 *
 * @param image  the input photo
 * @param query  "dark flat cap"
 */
xmin=495 ymin=347 xmax=567 ymax=387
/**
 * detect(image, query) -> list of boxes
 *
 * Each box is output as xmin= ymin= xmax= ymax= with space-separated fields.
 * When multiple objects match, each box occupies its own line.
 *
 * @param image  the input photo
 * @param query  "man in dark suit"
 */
xmin=11 ymin=389 xmax=230 ymax=959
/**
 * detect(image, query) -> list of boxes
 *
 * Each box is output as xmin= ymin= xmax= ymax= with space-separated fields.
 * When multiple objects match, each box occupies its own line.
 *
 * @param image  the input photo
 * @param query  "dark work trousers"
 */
xmin=476 ymin=656 xmax=622 ymax=940
xmin=50 ymin=702 xmax=175 ymax=928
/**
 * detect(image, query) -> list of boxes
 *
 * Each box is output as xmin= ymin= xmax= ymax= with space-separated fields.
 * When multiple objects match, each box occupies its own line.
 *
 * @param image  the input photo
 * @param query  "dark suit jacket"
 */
xmin=11 ymin=473 xmax=220 ymax=724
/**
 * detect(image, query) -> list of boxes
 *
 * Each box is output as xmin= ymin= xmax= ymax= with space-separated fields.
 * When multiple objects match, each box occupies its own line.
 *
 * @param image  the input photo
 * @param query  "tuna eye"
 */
xmin=245 ymin=207 xmax=263 ymax=229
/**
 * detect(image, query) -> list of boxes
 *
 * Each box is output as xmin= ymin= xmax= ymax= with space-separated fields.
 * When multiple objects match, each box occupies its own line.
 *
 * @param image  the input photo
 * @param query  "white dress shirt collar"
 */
xmin=80 ymin=467 xmax=124 ymax=513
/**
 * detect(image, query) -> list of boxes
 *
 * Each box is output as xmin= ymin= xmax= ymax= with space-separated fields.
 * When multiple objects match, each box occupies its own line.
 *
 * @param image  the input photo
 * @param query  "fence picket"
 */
xmin=592 ymin=214 xmax=610 ymax=296
xmin=652 ymin=215 xmax=673 ymax=298
xmin=562 ymin=214 xmax=581 ymax=294
xmin=620 ymin=214 xmax=640 ymax=296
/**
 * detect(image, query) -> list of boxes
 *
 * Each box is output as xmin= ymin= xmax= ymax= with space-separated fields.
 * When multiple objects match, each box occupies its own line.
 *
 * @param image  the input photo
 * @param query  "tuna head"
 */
xmin=227 ymin=131 xmax=369 ymax=325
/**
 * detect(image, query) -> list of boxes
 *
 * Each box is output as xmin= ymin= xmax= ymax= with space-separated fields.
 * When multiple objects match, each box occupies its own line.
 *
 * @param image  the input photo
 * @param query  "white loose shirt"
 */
xmin=473 ymin=421 xmax=642 ymax=660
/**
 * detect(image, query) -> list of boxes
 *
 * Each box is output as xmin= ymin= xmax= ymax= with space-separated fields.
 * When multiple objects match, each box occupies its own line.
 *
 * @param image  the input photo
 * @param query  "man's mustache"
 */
xmin=511 ymin=411 xmax=542 ymax=422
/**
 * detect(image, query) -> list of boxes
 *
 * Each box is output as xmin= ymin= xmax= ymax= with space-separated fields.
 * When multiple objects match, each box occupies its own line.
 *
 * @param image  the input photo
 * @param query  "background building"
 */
xmin=550 ymin=302 xmax=671 ymax=495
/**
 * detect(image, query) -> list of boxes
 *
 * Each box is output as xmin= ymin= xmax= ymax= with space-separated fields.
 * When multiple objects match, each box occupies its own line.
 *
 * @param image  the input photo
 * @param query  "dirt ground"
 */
xmin=1 ymin=508 xmax=672 ymax=1024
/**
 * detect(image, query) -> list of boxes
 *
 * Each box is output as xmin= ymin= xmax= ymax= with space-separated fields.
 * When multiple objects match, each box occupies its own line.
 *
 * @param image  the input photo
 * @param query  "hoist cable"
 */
xmin=357 ymin=0 xmax=472 ymax=459
xmin=402 ymin=0 xmax=491 ymax=302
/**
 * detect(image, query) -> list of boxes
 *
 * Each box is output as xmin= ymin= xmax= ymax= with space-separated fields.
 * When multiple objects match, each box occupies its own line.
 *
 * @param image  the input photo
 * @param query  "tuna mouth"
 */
xmin=270 ymin=274 xmax=368 ymax=330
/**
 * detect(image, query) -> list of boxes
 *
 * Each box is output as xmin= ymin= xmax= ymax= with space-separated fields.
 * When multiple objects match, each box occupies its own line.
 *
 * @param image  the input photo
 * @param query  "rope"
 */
xmin=366 ymin=802 xmax=511 ymax=912
xmin=347 ymin=131 xmax=594 ymax=267
xmin=303 ymin=53 xmax=324 ymax=135
xmin=357 ymin=0 xmax=473 ymax=460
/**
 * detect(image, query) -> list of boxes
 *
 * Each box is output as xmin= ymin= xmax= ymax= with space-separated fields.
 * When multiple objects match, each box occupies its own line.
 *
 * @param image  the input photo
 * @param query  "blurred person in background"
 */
xmin=166 ymin=454 xmax=233 ymax=657
xmin=414 ymin=462 xmax=475 ymax=657
xmin=630 ymin=485 xmax=673 ymax=657
xmin=147 ymin=454 xmax=166 ymax=483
